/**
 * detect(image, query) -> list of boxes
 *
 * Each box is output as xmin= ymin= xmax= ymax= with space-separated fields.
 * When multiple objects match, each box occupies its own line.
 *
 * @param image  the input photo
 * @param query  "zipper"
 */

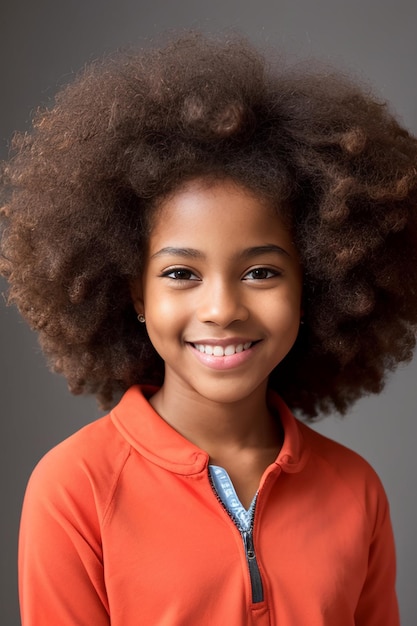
xmin=243 ymin=523 xmax=264 ymax=603
xmin=208 ymin=472 xmax=264 ymax=604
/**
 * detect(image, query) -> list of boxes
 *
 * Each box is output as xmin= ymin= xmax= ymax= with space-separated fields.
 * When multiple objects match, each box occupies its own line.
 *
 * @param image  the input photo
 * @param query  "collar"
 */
xmin=111 ymin=385 xmax=309 ymax=475
xmin=268 ymin=391 xmax=310 ymax=473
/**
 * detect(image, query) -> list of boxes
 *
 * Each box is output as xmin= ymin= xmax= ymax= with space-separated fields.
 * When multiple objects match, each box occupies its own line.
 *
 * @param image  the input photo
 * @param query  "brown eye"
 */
xmin=172 ymin=269 xmax=193 ymax=280
xmin=162 ymin=268 xmax=200 ymax=281
xmin=243 ymin=268 xmax=278 ymax=280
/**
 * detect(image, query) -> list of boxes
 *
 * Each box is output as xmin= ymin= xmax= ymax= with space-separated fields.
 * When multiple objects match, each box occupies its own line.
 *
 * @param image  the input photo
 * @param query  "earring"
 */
xmin=137 ymin=314 xmax=146 ymax=323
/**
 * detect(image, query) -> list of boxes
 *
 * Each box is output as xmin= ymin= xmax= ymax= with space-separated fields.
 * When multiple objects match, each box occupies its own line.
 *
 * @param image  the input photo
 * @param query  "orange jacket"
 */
xmin=19 ymin=386 xmax=399 ymax=625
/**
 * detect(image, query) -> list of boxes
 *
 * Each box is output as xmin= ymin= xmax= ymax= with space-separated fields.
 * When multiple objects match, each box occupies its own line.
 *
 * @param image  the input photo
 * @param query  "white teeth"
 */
xmin=194 ymin=342 xmax=253 ymax=356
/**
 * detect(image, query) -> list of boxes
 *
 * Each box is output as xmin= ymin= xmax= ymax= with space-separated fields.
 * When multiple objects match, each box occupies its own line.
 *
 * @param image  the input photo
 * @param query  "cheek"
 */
xmin=267 ymin=290 xmax=302 ymax=322
xmin=148 ymin=298 xmax=177 ymax=321
xmin=144 ymin=292 xmax=188 ymax=342
xmin=267 ymin=298 xmax=302 ymax=348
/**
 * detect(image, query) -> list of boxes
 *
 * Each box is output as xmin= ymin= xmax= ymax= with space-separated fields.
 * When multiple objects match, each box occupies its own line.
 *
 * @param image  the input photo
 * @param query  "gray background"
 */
xmin=1 ymin=1 xmax=416 ymax=624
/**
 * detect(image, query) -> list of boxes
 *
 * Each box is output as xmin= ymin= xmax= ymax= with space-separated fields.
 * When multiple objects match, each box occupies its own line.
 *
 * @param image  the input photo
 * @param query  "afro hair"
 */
xmin=2 ymin=32 xmax=417 ymax=417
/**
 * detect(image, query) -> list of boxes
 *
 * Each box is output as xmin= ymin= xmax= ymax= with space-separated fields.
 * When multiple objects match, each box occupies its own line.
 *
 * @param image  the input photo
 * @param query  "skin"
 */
xmin=131 ymin=178 xmax=303 ymax=506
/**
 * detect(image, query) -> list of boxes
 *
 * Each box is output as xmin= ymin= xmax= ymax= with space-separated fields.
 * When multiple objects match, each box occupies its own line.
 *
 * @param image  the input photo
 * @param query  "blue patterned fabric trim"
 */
xmin=209 ymin=465 xmax=257 ymax=532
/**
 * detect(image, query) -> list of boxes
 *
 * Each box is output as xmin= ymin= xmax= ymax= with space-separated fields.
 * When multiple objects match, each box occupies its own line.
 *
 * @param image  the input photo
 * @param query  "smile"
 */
xmin=192 ymin=342 xmax=252 ymax=356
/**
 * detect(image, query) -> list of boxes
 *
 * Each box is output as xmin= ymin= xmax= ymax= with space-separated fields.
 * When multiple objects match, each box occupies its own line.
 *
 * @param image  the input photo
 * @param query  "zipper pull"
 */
xmin=244 ymin=531 xmax=255 ymax=559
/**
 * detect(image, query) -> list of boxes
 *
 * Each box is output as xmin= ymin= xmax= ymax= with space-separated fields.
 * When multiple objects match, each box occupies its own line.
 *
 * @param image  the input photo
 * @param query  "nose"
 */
xmin=196 ymin=278 xmax=249 ymax=327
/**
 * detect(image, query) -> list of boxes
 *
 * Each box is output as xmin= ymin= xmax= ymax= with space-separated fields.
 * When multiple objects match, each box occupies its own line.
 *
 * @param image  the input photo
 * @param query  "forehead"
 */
xmin=149 ymin=178 xmax=293 ymax=250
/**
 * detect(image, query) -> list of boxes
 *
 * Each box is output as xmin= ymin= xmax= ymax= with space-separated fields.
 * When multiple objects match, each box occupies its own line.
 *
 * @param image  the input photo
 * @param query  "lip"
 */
xmin=186 ymin=339 xmax=260 ymax=371
xmin=186 ymin=337 xmax=257 ymax=348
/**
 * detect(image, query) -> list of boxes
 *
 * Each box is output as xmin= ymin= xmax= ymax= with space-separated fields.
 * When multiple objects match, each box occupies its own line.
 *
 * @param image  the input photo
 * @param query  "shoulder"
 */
xmin=275 ymin=392 xmax=384 ymax=493
xmin=299 ymin=421 xmax=390 ymax=523
xmin=24 ymin=414 xmax=131 ymax=525
xmin=300 ymin=421 xmax=379 ymax=477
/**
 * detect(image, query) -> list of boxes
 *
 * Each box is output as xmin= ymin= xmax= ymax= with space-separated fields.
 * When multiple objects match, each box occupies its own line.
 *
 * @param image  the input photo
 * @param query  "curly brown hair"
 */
xmin=1 ymin=32 xmax=417 ymax=418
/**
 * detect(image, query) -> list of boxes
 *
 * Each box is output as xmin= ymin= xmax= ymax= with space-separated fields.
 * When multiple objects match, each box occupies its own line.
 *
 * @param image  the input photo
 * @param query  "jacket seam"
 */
xmin=101 ymin=443 xmax=132 ymax=528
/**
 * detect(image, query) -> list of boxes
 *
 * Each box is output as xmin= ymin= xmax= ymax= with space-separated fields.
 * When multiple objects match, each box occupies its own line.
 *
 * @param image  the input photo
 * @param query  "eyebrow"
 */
xmin=151 ymin=244 xmax=291 ymax=260
xmin=240 ymin=245 xmax=291 ymax=259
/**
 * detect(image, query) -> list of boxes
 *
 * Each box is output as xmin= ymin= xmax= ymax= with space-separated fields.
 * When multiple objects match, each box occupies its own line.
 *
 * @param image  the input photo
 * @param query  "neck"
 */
xmin=149 ymin=379 xmax=281 ymax=459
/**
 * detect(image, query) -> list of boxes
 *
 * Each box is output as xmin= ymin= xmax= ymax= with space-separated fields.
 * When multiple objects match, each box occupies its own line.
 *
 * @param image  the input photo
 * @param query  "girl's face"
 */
xmin=131 ymin=178 xmax=303 ymax=407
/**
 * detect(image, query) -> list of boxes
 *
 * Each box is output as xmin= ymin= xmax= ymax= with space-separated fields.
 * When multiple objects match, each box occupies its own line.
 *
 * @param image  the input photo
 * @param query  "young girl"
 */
xmin=1 ymin=32 xmax=417 ymax=626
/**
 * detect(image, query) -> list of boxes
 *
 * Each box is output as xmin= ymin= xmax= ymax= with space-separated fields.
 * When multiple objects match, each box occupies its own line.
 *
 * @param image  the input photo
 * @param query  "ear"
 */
xmin=129 ymin=278 xmax=145 ymax=317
